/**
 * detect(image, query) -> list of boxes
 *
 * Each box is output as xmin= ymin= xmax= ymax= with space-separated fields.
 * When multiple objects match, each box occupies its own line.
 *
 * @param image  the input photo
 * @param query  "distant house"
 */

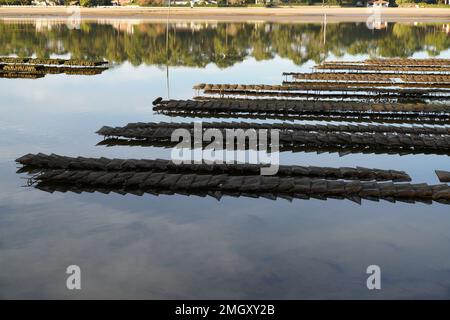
xmin=367 ymin=0 xmax=389 ymax=7
xmin=110 ymin=0 xmax=133 ymax=5
xmin=117 ymin=0 xmax=132 ymax=5
xmin=31 ymin=0 xmax=60 ymax=5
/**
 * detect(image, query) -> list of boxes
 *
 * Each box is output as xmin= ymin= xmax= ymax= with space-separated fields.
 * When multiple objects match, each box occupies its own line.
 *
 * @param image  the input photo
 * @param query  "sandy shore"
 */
xmin=0 ymin=6 xmax=449 ymax=23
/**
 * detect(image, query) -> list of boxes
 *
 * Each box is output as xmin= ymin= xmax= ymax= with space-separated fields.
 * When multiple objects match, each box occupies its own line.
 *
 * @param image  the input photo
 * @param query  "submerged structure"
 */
xmin=193 ymin=83 xmax=450 ymax=101
xmin=96 ymin=121 xmax=450 ymax=156
xmin=16 ymin=58 xmax=450 ymax=204
xmin=0 ymin=57 xmax=109 ymax=79
xmin=16 ymin=154 xmax=450 ymax=204
xmin=155 ymin=58 xmax=450 ymax=125
xmin=152 ymin=98 xmax=450 ymax=124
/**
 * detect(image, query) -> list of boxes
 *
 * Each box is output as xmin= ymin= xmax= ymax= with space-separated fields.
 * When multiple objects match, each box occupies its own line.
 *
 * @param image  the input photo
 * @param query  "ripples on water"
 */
xmin=0 ymin=20 xmax=450 ymax=299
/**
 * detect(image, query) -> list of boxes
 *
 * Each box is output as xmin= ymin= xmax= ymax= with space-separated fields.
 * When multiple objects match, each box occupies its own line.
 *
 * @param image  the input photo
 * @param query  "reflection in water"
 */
xmin=25 ymin=182 xmax=450 ymax=205
xmin=0 ymin=21 xmax=449 ymax=68
xmin=2 ymin=20 xmax=450 ymax=299
xmin=0 ymin=57 xmax=109 ymax=79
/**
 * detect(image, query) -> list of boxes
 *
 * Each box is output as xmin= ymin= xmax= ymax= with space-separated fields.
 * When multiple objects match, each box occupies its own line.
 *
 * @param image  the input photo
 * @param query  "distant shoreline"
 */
xmin=0 ymin=6 xmax=450 ymax=23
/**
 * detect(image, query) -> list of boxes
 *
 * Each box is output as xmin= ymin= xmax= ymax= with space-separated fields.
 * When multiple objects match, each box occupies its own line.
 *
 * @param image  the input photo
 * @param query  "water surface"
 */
xmin=1 ymin=20 xmax=450 ymax=299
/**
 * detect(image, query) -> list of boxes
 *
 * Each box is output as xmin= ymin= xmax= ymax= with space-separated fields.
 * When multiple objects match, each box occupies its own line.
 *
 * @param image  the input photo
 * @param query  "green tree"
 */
xmin=80 ymin=0 xmax=112 ymax=6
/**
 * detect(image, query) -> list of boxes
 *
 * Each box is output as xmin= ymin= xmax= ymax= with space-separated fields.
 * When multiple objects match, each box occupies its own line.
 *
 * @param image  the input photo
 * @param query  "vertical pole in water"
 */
xmin=166 ymin=0 xmax=171 ymax=100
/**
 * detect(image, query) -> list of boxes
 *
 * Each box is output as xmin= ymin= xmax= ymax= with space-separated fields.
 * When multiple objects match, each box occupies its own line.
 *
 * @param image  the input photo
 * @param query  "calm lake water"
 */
xmin=1 ymin=20 xmax=450 ymax=299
